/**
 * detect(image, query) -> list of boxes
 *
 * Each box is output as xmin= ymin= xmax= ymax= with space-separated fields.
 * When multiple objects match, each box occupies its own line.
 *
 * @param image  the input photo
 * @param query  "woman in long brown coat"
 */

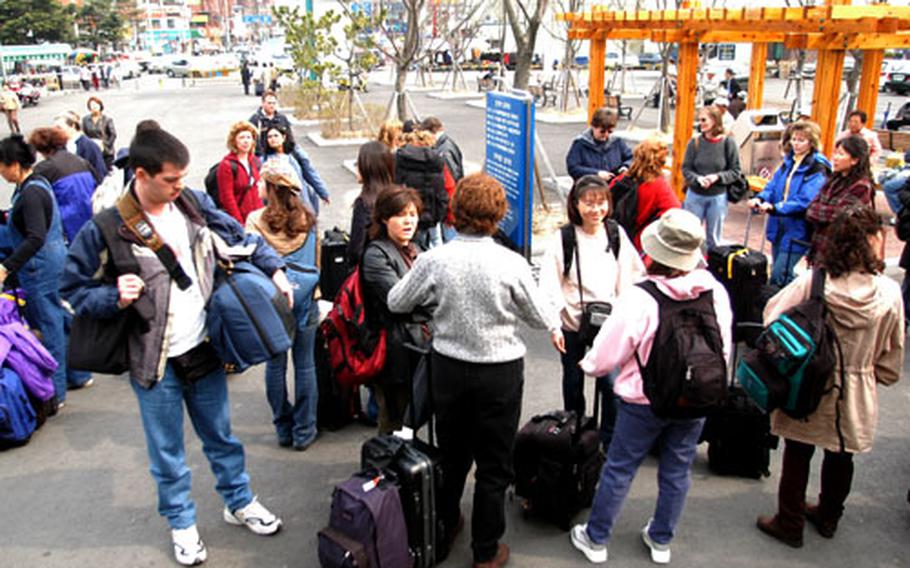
xmin=756 ymin=205 xmax=904 ymax=548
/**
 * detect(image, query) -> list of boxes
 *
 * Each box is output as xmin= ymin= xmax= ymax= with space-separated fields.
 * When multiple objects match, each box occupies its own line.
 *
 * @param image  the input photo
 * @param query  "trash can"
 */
xmin=731 ymin=110 xmax=786 ymax=179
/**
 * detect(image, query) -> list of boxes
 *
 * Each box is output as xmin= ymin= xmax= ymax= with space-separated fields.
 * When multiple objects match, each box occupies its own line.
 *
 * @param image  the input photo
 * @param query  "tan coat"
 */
xmin=764 ymin=270 xmax=904 ymax=454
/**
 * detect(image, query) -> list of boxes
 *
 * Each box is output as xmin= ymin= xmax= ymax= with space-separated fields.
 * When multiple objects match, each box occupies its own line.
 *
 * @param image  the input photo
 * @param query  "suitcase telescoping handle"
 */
xmin=403 ymin=341 xmax=434 ymax=446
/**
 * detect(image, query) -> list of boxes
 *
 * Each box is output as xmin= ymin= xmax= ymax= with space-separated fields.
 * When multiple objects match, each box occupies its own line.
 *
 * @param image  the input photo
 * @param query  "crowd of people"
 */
xmin=0 ymin=88 xmax=905 ymax=568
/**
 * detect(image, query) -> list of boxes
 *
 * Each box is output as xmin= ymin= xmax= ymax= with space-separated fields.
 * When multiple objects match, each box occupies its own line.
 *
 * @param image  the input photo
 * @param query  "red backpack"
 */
xmin=319 ymin=267 xmax=387 ymax=387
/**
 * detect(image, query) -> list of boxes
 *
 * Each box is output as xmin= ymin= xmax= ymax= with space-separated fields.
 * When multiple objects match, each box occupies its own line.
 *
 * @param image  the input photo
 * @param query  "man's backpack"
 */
xmin=736 ymin=269 xmax=843 ymax=420
xmin=634 ymin=280 xmax=727 ymax=418
xmin=319 ymin=267 xmax=387 ymax=388
xmin=203 ymin=161 xmax=238 ymax=209
xmin=560 ymin=220 xmax=621 ymax=278
xmin=610 ymin=175 xmax=640 ymax=239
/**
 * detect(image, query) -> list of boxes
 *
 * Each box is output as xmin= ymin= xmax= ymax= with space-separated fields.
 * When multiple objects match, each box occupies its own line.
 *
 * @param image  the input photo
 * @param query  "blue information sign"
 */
xmin=484 ymin=91 xmax=535 ymax=257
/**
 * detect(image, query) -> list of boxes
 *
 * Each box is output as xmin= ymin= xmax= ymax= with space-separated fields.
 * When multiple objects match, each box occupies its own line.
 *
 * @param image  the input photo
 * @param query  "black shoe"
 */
xmin=804 ymin=503 xmax=837 ymax=538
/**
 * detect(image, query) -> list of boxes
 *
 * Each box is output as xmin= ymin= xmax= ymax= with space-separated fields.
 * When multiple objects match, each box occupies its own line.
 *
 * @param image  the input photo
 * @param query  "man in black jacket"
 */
xmin=421 ymin=116 xmax=464 ymax=181
xmin=248 ymin=90 xmax=293 ymax=156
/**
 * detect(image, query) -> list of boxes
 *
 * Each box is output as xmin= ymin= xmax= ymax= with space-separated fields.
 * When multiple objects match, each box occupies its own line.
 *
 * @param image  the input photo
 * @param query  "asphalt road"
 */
xmin=0 ymin=74 xmax=908 ymax=568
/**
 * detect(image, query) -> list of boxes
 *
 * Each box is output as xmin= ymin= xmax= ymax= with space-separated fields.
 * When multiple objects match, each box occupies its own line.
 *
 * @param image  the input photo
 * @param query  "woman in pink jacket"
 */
xmin=569 ymin=209 xmax=732 ymax=565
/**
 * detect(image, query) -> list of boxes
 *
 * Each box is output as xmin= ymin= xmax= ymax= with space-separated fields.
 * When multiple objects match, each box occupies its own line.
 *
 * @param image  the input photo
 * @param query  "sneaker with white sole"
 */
xmin=223 ymin=497 xmax=282 ymax=535
xmin=570 ymin=523 xmax=608 ymax=564
xmin=172 ymin=525 xmax=207 ymax=566
xmin=641 ymin=520 xmax=671 ymax=564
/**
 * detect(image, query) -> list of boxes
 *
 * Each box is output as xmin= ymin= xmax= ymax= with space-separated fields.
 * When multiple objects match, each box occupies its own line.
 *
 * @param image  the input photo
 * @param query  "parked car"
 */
xmin=638 ymin=52 xmax=663 ymax=70
xmin=116 ymin=59 xmax=141 ymax=79
xmin=883 ymin=60 xmax=910 ymax=95
xmin=800 ymin=54 xmax=855 ymax=78
xmin=165 ymin=58 xmax=192 ymax=78
xmin=605 ymin=51 xmax=640 ymax=69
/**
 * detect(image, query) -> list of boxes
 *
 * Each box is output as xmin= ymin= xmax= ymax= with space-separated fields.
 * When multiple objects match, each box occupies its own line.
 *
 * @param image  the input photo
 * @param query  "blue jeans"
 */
xmin=585 ymin=402 xmax=705 ymax=546
xmin=442 ymin=224 xmax=457 ymax=243
xmin=770 ymin=241 xmax=805 ymax=288
xmin=561 ymin=329 xmax=618 ymax=449
xmin=131 ymin=363 xmax=253 ymax=530
xmin=23 ymin=286 xmax=68 ymax=402
xmin=264 ymin=308 xmax=318 ymax=446
xmin=883 ymin=171 xmax=910 ymax=216
xmin=683 ymin=191 xmax=727 ymax=250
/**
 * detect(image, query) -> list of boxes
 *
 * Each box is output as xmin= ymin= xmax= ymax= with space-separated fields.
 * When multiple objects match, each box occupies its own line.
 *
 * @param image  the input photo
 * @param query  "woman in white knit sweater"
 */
xmin=541 ymin=175 xmax=645 ymax=451
xmin=389 ymin=173 xmax=558 ymax=568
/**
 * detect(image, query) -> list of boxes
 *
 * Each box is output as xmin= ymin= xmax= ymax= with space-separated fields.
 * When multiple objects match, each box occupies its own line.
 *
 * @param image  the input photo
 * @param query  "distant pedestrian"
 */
xmin=835 ymin=109 xmax=883 ymax=166
xmin=0 ymin=83 xmax=21 ymax=134
xmin=90 ymin=65 xmax=100 ymax=90
xmin=388 ymin=173 xmax=559 ymax=568
xmin=248 ymin=90 xmax=293 ymax=156
xmin=348 ymin=140 xmax=396 ymax=266
xmin=241 ymin=61 xmax=252 ymax=96
xmin=216 ymin=121 xmax=262 ymax=223
xmin=756 ymin=205 xmax=903 ymax=549
xmin=722 ymin=68 xmax=742 ymax=100
xmin=566 ymin=107 xmax=633 ymax=182
xmin=82 ymin=96 xmax=117 ymax=171
xmin=681 ymin=105 xmax=742 ymax=250
xmin=79 ymin=66 xmax=91 ymax=91
xmin=712 ymin=97 xmax=735 ymax=134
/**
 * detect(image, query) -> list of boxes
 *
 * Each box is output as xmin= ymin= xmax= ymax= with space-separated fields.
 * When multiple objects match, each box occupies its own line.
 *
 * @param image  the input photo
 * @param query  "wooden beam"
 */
xmin=672 ymin=42 xmax=700 ymax=201
xmin=811 ymin=49 xmax=846 ymax=155
xmin=588 ymin=35 xmax=606 ymax=123
xmin=857 ymin=50 xmax=884 ymax=128
xmin=747 ymin=43 xmax=767 ymax=110
xmin=805 ymin=33 xmax=910 ymax=50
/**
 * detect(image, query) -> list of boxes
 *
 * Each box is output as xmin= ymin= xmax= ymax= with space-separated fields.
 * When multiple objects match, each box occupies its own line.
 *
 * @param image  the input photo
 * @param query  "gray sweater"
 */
xmin=682 ymin=135 xmax=742 ymax=197
xmin=387 ymin=234 xmax=559 ymax=363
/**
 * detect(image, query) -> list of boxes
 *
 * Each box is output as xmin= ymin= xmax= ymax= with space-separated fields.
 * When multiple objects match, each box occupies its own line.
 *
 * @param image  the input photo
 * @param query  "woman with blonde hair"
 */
xmin=217 ymin=120 xmax=262 ymax=223
xmin=246 ymin=163 xmax=320 ymax=450
xmin=609 ymin=137 xmax=680 ymax=251
xmin=681 ymin=106 xmax=742 ymax=249
xmin=377 ymin=120 xmax=404 ymax=151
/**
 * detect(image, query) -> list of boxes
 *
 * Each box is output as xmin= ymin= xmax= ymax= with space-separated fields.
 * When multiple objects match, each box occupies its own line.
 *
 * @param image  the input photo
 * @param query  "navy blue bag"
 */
xmin=0 ymin=367 xmax=37 ymax=449
xmin=206 ymin=260 xmax=295 ymax=373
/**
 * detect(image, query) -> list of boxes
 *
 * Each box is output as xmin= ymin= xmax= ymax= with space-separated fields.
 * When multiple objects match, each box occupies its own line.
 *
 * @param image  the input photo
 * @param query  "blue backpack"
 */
xmin=206 ymin=260 xmax=296 ymax=373
xmin=0 ymin=367 xmax=37 ymax=449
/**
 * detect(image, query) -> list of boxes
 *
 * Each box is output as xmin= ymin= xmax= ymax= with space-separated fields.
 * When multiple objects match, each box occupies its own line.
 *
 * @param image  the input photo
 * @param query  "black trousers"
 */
xmin=431 ymin=351 xmax=523 ymax=563
xmin=777 ymin=438 xmax=854 ymax=533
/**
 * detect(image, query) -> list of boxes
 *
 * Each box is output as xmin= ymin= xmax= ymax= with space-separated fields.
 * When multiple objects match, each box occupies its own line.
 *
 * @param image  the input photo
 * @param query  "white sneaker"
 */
xmin=172 ymin=525 xmax=207 ymax=566
xmin=223 ymin=496 xmax=282 ymax=535
xmin=570 ymin=523 xmax=608 ymax=564
xmin=641 ymin=520 xmax=671 ymax=564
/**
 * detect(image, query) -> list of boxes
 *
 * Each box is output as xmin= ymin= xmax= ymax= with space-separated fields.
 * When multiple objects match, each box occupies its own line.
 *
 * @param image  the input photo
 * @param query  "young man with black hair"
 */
xmin=835 ymin=109 xmax=883 ymax=165
xmin=62 ymin=127 xmax=291 ymax=566
xmin=248 ymin=90 xmax=293 ymax=156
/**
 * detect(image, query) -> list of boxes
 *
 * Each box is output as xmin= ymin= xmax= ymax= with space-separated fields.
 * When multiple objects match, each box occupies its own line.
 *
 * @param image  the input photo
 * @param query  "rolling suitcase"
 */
xmin=315 ymin=324 xmax=359 ymax=431
xmin=320 ymin=227 xmax=352 ymax=301
xmin=708 ymin=211 xmax=768 ymax=344
xmin=360 ymin=344 xmax=448 ymax=568
xmin=513 ymin=384 xmax=604 ymax=531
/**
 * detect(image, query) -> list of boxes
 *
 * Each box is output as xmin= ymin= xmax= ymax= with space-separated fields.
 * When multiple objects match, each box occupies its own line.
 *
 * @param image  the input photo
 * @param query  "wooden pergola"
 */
xmin=559 ymin=1 xmax=910 ymax=197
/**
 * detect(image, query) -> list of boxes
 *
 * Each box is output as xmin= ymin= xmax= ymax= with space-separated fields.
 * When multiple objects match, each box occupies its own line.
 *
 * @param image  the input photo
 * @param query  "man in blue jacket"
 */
xmin=61 ymin=126 xmax=291 ymax=566
xmin=54 ymin=110 xmax=107 ymax=180
xmin=566 ymin=107 xmax=633 ymax=182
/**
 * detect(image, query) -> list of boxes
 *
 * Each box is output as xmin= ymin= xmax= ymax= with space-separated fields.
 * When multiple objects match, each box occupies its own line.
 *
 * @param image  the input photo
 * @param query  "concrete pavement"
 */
xmin=0 ymin=75 xmax=908 ymax=568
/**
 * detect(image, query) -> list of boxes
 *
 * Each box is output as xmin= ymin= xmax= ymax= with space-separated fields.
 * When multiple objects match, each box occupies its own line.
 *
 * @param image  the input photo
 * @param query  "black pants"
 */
xmin=777 ymin=438 xmax=854 ymax=533
xmin=431 ymin=351 xmax=523 ymax=563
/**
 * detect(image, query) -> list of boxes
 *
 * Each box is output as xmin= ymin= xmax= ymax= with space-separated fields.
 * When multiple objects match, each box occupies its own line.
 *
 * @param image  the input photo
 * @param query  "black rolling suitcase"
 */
xmin=360 ymin=344 xmax=449 ymax=568
xmin=513 ymin=385 xmax=604 ymax=531
xmin=708 ymin=211 xmax=768 ymax=344
xmin=320 ymin=227 xmax=351 ymax=301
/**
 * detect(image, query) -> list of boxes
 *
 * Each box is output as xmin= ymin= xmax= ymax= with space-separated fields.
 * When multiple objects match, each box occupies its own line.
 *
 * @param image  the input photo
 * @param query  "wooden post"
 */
xmin=672 ymin=41 xmax=700 ymax=200
xmin=747 ymin=43 xmax=767 ymax=110
xmin=811 ymin=48 xmax=846 ymax=156
xmin=588 ymin=33 xmax=607 ymax=122
xmin=857 ymin=49 xmax=884 ymax=128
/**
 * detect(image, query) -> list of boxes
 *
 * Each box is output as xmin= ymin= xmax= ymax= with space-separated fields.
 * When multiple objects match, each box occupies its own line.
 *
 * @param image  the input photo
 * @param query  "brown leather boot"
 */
xmin=804 ymin=503 xmax=838 ymax=538
xmin=756 ymin=515 xmax=804 ymax=548
xmin=473 ymin=543 xmax=510 ymax=568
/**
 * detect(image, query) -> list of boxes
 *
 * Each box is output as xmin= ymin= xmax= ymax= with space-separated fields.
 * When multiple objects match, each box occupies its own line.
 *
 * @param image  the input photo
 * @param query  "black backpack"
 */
xmin=204 ymin=161 xmax=238 ymax=208
xmin=610 ymin=175 xmax=640 ymax=239
xmin=634 ymin=280 xmax=727 ymax=419
xmin=560 ymin=220 xmax=620 ymax=278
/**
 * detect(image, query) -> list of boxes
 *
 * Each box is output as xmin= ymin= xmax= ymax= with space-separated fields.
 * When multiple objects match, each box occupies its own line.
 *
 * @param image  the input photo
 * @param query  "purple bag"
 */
xmin=0 ymin=290 xmax=27 ymax=326
xmin=0 ymin=323 xmax=57 ymax=401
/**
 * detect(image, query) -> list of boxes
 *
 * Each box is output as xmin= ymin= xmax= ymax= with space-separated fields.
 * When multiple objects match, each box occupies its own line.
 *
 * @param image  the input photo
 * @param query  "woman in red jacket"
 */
xmin=609 ymin=138 xmax=680 ymax=252
xmin=217 ymin=121 xmax=263 ymax=223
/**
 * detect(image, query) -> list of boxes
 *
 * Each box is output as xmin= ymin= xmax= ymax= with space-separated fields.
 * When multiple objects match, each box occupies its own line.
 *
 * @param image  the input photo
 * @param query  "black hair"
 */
xmin=129 ymin=127 xmax=189 ymax=176
xmin=848 ymin=109 xmax=867 ymax=123
xmin=135 ymin=119 xmax=160 ymax=134
xmin=264 ymin=124 xmax=295 ymax=155
xmin=566 ymin=175 xmax=611 ymax=226
xmin=0 ymin=135 xmax=37 ymax=169
xmin=834 ymin=135 xmax=873 ymax=189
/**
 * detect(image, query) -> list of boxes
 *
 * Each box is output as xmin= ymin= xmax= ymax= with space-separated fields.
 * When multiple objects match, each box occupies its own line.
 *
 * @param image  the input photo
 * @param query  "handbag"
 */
xmin=573 ymin=236 xmax=612 ymax=347
xmin=726 ymin=172 xmax=750 ymax=203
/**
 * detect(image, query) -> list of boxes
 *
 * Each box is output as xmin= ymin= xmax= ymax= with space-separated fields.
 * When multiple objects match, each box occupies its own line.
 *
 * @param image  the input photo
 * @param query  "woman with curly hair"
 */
xmin=245 ymin=164 xmax=320 ymax=450
xmin=609 ymin=137 xmax=680 ymax=251
xmin=217 ymin=121 xmax=262 ymax=223
xmin=756 ymin=205 xmax=903 ymax=548
xmin=388 ymin=173 xmax=559 ymax=568
xmin=805 ymin=135 xmax=874 ymax=266
xmin=376 ymin=120 xmax=404 ymax=151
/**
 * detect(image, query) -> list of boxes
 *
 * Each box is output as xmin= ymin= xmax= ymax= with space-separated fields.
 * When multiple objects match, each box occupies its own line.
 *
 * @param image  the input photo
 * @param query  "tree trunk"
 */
xmin=395 ymin=64 xmax=409 ymax=120
xmin=513 ymin=51 xmax=533 ymax=91
xmin=841 ymin=50 xmax=863 ymax=129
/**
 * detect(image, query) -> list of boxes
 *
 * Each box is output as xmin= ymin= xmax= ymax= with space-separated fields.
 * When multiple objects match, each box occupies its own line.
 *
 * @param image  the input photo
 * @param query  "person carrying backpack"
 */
xmin=541 ymin=175 xmax=645 ymax=451
xmin=569 ymin=209 xmax=732 ymax=565
xmin=756 ymin=205 xmax=903 ymax=548
xmin=215 ymin=121 xmax=262 ymax=223
xmin=609 ymin=137 xmax=680 ymax=252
